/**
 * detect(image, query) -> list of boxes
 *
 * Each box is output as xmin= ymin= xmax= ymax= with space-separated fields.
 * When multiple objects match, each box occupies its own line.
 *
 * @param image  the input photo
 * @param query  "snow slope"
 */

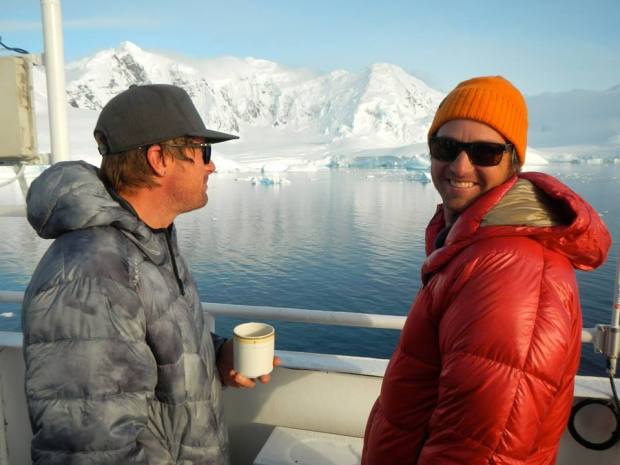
xmin=13 ymin=41 xmax=620 ymax=176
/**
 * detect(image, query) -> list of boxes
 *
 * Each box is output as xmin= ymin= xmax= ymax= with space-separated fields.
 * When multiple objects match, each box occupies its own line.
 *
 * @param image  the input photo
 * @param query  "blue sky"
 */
xmin=2 ymin=0 xmax=619 ymax=95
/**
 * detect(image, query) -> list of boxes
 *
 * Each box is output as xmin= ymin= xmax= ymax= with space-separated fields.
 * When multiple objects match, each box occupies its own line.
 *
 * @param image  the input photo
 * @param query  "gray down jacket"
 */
xmin=22 ymin=161 xmax=229 ymax=465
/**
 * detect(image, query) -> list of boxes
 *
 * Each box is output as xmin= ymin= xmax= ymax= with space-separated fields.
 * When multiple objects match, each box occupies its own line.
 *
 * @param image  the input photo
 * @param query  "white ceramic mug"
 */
xmin=233 ymin=322 xmax=275 ymax=378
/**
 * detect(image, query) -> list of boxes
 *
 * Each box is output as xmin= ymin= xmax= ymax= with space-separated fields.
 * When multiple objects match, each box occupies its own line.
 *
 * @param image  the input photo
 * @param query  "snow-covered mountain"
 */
xmin=64 ymin=41 xmax=444 ymax=148
xmin=29 ymin=41 xmax=619 ymax=172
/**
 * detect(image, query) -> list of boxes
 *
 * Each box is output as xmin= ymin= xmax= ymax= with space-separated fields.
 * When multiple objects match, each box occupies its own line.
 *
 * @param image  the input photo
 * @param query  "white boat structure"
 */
xmin=0 ymin=1 xmax=618 ymax=464
xmin=0 ymin=294 xmax=619 ymax=465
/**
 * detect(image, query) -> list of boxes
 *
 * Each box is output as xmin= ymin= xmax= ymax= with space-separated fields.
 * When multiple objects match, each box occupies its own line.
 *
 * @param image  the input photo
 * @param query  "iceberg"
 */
xmin=235 ymin=174 xmax=292 ymax=186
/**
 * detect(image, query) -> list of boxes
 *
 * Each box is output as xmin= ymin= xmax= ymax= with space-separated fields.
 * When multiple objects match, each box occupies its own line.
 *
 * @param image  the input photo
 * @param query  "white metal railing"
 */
xmin=202 ymin=302 xmax=406 ymax=329
xmin=0 ymin=290 xmax=601 ymax=341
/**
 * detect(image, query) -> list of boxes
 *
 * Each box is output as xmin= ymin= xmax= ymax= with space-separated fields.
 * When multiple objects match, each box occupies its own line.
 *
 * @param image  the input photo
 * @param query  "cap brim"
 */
xmin=195 ymin=128 xmax=239 ymax=144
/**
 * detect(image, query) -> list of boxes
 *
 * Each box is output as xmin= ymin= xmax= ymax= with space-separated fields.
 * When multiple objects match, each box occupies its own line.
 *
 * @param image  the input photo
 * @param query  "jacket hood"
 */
xmin=423 ymin=172 xmax=611 ymax=279
xmin=26 ymin=161 xmax=166 ymax=263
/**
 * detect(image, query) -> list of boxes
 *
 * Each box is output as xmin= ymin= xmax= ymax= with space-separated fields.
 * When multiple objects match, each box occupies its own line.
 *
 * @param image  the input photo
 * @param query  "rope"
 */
xmin=568 ymin=369 xmax=620 ymax=450
xmin=0 ymin=36 xmax=29 ymax=54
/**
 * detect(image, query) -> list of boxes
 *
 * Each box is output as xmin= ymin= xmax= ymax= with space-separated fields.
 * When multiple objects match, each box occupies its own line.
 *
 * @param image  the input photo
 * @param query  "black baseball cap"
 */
xmin=94 ymin=84 xmax=238 ymax=155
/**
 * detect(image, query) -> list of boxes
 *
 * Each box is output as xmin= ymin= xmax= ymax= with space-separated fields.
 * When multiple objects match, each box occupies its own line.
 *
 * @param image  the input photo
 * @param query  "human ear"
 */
xmin=145 ymin=145 xmax=169 ymax=177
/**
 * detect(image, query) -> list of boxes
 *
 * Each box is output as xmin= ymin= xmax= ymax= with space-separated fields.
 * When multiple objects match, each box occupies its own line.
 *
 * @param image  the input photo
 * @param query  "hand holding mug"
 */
xmin=217 ymin=322 xmax=280 ymax=388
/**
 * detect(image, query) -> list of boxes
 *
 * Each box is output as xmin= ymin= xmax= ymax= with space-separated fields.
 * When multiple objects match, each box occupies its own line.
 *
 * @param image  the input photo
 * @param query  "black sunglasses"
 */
xmin=429 ymin=137 xmax=513 ymax=167
xmin=161 ymin=143 xmax=212 ymax=165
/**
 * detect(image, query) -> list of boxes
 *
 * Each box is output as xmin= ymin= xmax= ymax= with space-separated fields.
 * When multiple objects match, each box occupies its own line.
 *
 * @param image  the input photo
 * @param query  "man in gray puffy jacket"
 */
xmin=22 ymin=84 xmax=277 ymax=465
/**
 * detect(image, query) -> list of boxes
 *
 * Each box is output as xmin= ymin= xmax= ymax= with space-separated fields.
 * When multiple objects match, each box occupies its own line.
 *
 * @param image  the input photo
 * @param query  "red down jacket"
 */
xmin=362 ymin=172 xmax=611 ymax=465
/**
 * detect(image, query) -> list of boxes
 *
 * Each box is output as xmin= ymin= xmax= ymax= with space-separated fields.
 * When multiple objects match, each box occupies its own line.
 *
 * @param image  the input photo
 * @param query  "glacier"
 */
xmin=1 ymin=40 xmax=619 ymax=208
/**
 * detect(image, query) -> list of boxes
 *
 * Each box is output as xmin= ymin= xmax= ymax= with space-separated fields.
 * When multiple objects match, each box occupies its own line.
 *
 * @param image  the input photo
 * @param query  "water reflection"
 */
xmin=0 ymin=166 xmax=618 ymax=376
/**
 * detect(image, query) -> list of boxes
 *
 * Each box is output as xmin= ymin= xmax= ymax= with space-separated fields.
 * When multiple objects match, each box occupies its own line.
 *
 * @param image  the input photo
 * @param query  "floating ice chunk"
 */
xmin=362 ymin=170 xmax=431 ymax=184
xmin=254 ymin=175 xmax=291 ymax=186
xmin=340 ymin=155 xmax=430 ymax=170
xmin=407 ymin=171 xmax=432 ymax=183
xmin=0 ymin=312 xmax=14 ymax=318
xmin=235 ymin=174 xmax=291 ymax=186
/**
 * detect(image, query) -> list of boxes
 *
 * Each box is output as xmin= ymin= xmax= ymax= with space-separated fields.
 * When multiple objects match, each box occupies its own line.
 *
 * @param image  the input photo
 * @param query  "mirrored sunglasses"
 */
xmin=162 ymin=143 xmax=212 ymax=165
xmin=429 ymin=137 xmax=513 ymax=167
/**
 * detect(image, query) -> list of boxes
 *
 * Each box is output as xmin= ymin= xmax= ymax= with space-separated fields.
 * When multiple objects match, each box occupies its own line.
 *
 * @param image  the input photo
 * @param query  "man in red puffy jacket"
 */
xmin=362 ymin=76 xmax=612 ymax=465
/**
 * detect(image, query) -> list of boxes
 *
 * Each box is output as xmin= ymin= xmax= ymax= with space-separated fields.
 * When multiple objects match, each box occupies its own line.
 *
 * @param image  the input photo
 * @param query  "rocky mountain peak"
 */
xmin=64 ymin=42 xmax=444 ymax=144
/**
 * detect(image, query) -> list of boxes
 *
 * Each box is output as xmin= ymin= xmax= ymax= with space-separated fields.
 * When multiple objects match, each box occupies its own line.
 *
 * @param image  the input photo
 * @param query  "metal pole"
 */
xmin=41 ymin=0 xmax=70 ymax=164
xmin=0 ymin=375 xmax=8 ymax=465
xmin=609 ymin=230 xmax=620 ymax=375
xmin=613 ymin=230 xmax=620 ymax=328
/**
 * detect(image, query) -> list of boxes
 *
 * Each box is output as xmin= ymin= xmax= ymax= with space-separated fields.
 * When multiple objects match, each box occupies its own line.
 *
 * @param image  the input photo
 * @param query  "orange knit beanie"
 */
xmin=427 ymin=76 xmax=528 ymax=165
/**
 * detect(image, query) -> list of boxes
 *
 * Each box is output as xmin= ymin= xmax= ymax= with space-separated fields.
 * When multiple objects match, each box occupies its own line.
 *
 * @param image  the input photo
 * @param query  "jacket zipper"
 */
xmin=165 ymin=228 xmax=185 ymax=296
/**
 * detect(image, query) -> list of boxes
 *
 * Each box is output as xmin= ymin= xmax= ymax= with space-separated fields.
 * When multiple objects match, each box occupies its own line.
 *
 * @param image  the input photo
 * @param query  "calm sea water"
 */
xmin=0 ymin=163 xmax=618 ymax=376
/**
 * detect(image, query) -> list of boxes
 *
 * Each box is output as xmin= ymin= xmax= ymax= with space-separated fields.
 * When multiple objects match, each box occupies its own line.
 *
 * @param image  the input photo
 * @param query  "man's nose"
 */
xmin=450 ymin=150 xmax=474 ymax=173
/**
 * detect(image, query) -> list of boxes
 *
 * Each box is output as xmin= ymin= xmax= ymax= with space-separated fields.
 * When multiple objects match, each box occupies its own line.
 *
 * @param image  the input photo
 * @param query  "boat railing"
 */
xmin=1 ymin=288 xmax=619 ymax=459
xmin=0 ymin=289 xmax=603 ymax=342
